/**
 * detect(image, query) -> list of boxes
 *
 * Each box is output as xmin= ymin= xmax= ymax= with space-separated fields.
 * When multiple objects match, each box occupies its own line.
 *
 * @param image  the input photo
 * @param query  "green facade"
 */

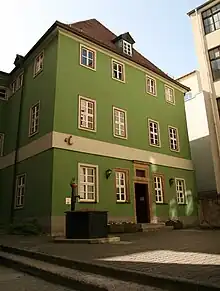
xmin=0 ymin=22 xmax=198 ymax=234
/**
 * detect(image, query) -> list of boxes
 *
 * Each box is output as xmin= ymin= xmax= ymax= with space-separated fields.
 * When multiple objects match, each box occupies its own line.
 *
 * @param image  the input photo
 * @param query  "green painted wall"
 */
xmin=52 ymin=148 xmax=197 ymax=221
xmin=0 ymin=149 xmax=53 ymax=229
xmin=54 ymin=32 xmax=191 ymax=160
xmin=0 ymin=72 xmax=9 ymax=152
xmin=52 ymin=149 xmax=134 ymax=219
xmin=150 ymin=164 xmax=198 ymax=219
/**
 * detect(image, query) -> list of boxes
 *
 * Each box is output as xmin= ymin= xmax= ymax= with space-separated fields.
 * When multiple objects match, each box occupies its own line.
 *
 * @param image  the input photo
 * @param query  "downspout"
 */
xmin=195 ymin=8 xmax=220 ymax=193
xmin=10 ymin=66 xmax=25 ymax=223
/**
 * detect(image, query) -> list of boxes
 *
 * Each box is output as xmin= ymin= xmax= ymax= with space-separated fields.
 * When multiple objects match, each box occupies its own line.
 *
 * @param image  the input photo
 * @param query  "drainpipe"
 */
xmin=10 ymin=67 xmax=25 ymax=223
xmin=195 ymin=8 xmax=220 ymax=194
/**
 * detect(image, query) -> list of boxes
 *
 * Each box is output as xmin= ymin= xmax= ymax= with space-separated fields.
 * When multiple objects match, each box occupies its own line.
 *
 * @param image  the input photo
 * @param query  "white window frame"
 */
xmin=15 ymin=174 xmax=26 ymax=209
xmin=168 ymin=126 xmax=180 ymax=152
xmin=80 ymin=44 xmax=96 ymax=70
xmin=113 ymin=107 xmax=127 ymax=139
xmin=78 ymin=96 xmax=96 ymax=132
xmin=175 ymin=178 xmax=186 ymax=205
xmin=148 ymin=119 xmax=161 ymax=147
xmin=78 ymin=163 xmax=99 ymax=202
xmin=0 ymin=87 xmax=7 ymax=101
xmin=11 ymin=73 xmax=24 ymax=94
xmin=146 ymin=75 xmax=157 ymax=96
xmin=112 ymin=59 xmax=125 ymax=82
xmin=122 ymin=40 xmax=132 ymax=56
xmin=165 ymin=85 xmax=175 ymax=105
xmin=115 ymin=170 xmax=128 ymax=202
xmin=0 ymin=133 xmax=4 ymax=156
xmin=29 ymin=101 xmax=40 ymax=137
xmin=154 ymin=175 xmax=164 ymax=204
xmin=34 ymin=51 xmax=44 ymax=77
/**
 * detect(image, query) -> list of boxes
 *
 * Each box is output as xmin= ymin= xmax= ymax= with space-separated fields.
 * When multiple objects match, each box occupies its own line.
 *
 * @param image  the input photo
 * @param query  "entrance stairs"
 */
xmin=141 ymin=222 xmax=173 ymax=232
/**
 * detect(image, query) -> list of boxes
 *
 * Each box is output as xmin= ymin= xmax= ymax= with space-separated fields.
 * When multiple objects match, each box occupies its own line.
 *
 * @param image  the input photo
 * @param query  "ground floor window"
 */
xmin=175 ymin=178 xmax=186 ymax=204
xmin=153 ymin=175 xmax=164 ymax=203
xmin=115 ymin=169 xmax=129 ymax=202
xmin=78 ymin=163 xmax=98 ymax=202
xmin=15 ymin=174 xmax=26 ymax=208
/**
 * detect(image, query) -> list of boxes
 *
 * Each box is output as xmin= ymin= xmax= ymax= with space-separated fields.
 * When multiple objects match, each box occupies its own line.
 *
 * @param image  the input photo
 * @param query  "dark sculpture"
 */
xmin=70 ymin=178 xmax=80 ymax=211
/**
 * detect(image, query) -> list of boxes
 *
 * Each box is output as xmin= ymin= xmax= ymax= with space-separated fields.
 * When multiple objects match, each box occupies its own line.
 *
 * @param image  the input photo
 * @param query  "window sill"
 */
xmin=178 ymin=203 xmax=187 ymax=206
xmin=79 ymin=200 xmax=98 ymax=203
xmin=33 ymin=69 xmax=43 ymax=79
xmin=116 ymin=201 xmax=130 ymax=204
xmin=155 ymin=202 xmax=169 ymax=205
xmin=14 ymin=206 xmax=24 ymax=210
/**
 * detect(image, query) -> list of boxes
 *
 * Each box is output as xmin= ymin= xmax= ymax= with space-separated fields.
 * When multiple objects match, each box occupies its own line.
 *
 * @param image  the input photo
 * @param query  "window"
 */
xmin=80 ymin=45 xmax=96 ymax=70
xmin=168 ymin=126 xmax=179 ymax=152
xmin=122 ymin=40 xmax=132 ymax=56
xmin=148 ymin=119 xmax=160 ymax=147
xmin=11 ymin=74 xmax=23 ymax=94
xmin=113 ymin=107 xmax=127 ymax=138
xmin=112 ymin=60 xmax=125 ymax=82
xmin=34 ymin=51 xmax=44 ymax=76
xmin=78 ymin=164 xmax=98 ymax=202
xmin=79 ymin=96 xmax=96 ymax=131
xmin=115 ymin=170 xmax=128 ymax=202
xmin=209 ymin=46 xmax=220 ymax=81
xmin=29 ymin=102 xmax=40 ymax=136
xmin=154 ymin=175 xmax=164 ymax=204
xmin=15 ymin=174 xmax=26 ymax=208
xmin=165 ymin=85 xmax=175 ymax=104
xmin=0 ymin=133 xmax=4 ymax=156
xmin=136 ymin=169 xmax=146 ymax=178
xmin=146 ymin=76 xmax=157 ymax=96
xmin=202 ymin=3 xmax=220 ymax=34
xmin=184 ymin=92 xmax=193 ymax=102
xmin=175 ymin=178 xmax=186 ymax=204
xmin=0 ymin=88 xmax=7 ymax=100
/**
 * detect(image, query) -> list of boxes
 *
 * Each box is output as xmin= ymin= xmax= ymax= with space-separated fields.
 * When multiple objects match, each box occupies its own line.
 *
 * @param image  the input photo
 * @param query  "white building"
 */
xmin=178 ymin=0 xmax=220 ymax=226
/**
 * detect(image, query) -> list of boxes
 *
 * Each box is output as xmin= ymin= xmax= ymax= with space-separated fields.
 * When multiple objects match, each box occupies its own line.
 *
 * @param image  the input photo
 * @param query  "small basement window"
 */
xmin=0 ymin=88 xmax=7 ymax=100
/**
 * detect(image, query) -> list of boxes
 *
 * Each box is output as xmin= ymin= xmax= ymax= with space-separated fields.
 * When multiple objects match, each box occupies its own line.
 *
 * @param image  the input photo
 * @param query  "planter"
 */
xmin=65 ymin=211 xmax=108 ymax=239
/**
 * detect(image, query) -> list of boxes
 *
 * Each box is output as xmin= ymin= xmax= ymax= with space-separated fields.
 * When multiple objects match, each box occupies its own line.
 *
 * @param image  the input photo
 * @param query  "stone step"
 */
xmin=141 ymin=223 xmax=173 ymax=232
xmin=0 ymin=250 xmax=168 ymax=291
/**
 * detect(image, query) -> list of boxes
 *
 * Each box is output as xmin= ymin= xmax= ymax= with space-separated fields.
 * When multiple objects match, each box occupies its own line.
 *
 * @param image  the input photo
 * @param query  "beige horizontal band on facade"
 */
xmin=0 ymin=131 xmax=194 ymax=171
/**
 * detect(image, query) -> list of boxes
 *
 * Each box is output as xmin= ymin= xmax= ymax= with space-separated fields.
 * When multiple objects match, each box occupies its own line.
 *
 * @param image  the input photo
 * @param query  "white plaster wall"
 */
xmin=178 ymin=71 xmax=201 ymax=97
xmin=184 ymin=92 xmax=209 ymax=141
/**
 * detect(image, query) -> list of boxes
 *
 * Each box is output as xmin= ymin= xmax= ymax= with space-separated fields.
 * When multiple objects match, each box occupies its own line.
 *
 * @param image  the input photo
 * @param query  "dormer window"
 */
xmin=122 ymin=40 xmax=132 ymax=56
xmin=113 ymin=32 xmax=135 ymax=57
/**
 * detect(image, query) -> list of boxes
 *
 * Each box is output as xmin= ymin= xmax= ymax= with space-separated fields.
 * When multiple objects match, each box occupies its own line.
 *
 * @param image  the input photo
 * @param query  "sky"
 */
xmin=0 ymin=0 xmax=204 ymax=78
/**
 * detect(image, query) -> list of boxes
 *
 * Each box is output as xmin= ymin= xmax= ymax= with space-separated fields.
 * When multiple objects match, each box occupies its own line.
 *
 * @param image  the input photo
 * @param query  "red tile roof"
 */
xmin=61 ymin=19 xmax=188 ymax=91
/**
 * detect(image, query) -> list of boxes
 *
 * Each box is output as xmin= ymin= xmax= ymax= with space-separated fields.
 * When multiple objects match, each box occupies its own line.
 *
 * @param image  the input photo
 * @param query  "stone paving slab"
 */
xmin=0 ymin=230 xmax=220 ymax=286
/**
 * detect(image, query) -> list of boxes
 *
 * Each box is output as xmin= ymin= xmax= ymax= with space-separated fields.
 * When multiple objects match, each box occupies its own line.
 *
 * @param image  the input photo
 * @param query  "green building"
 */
xmin=0 ymin=19 xmax=198 ymax=235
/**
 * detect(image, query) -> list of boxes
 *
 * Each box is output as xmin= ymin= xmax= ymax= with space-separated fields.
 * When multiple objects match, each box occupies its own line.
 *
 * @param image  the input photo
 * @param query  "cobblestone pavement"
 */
xmin=0 ymin=265 xmax=76 ymax=290
xmin=0 ymin=229 xmax=220 ymax=287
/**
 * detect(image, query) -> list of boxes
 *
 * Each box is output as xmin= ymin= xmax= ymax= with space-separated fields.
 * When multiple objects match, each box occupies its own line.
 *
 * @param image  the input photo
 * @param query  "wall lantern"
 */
xmin=169 ymin=178 xmax=174 ymax=187
xmin=64 ymin=135 xmax=73 ymax=145
xmin=105 ymin=169 xmax=112 ymax=179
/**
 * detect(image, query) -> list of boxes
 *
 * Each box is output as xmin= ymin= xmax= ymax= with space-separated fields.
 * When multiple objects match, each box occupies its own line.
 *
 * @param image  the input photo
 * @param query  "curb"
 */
xmin=0 ymin=245 xmax=219 ymax=291
xmin=0 ymin=252 xmax=107 ymax=291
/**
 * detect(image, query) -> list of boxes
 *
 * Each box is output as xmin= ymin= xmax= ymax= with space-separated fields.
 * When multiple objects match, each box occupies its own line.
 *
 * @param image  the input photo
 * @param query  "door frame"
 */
xmin=133 ymin=161 xmax=152 ymax=223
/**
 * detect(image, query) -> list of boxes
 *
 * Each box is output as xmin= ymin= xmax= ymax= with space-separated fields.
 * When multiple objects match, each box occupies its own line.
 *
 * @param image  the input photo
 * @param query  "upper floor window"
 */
xmin=165 ymin=85 xmax=175 ymax=104
xmin=112 ymin=60 xmax=125 ymax=82
xmin=202 ymin=4 xmax=220 ymax=34
xmin=146 ymin=76 xmax=157 ymax=96
xmin=78 ymin=163 xmax=98 ymax=202
xmin=168 ymin=126 xmax=179 ymax=152
xmin=78 ymin=96 xmax=96 ymax=132
xmin=113 ymin=107 xmax=127 ymax=139
xmin=0 ymin=133 xmax=4 ymax=156
xmin=209 ymin=46 xmax=220 ymax=81
xmin=148 ymin=119 xmax=160 ymax=147
xmin=80 ymin=45 xmax=96 ymax=70
xmin=29 ymin=102 xmax=40 ymax=136
xmin=122 ymin=40 xmax=132 ymax=56
xmin=34 ymin=51 xmax=44 ymax=76
xmin=175 ymin=178 xmax=186 ymax=205
xmin=0 ymin=88 xmax=7 ymax=100
xmin=115 ymin=170 xmax=128 ymax=202
xmin=11 ymin=73 xmax=23 ymax=94
xmin=15 ymin=174 xmax=26 ymax=208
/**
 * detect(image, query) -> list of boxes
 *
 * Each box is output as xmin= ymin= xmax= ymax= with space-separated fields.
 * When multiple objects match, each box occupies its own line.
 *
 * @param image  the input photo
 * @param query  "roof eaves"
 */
xmin=188 ymin=0 xmax=215 ymax=16
xmin=56 ymin=22 xmax=189 ymax=91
